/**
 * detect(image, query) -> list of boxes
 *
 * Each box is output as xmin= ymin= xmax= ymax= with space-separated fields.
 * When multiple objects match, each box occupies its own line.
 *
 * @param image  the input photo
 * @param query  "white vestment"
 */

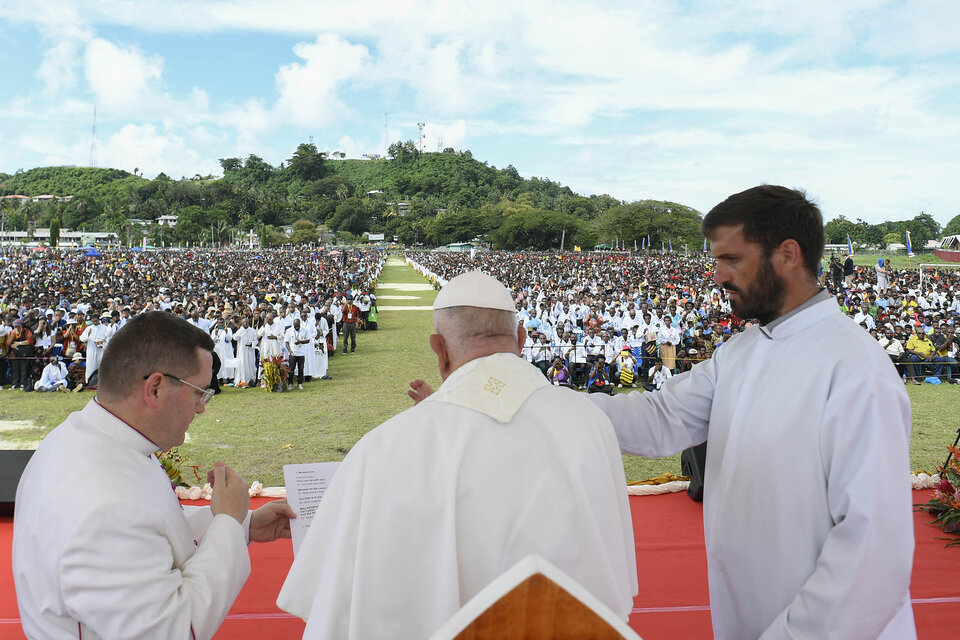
xmin=303 ymin=321 xmax=319 ymax=377
xmin=278 ymin=352 xmax=637 ymax=639
xmin=258 ymin=322 xmax=283 ymax=359
xmin=233 ymin=326 xmax=257 ymax=385
xmin=211 ymin=328 xmax=235 ymax=379
xmin=591 ymin=294 xmax=915 ymax=639
xmin=79 ymin=323 xmax=109 ymax=381
xmin=12 ymin=400 xmax=252 ymax=640
xmin=312 ymin=317 xmax=329 ymax=377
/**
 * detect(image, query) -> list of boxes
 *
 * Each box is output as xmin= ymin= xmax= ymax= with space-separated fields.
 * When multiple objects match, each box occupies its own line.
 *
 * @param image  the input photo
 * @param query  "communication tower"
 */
xmin=88 ymin=106 xmax=98 ymax=168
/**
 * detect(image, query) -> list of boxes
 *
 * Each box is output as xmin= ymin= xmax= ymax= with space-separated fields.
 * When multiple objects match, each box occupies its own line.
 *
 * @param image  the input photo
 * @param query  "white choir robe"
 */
xmin=589 ymin=295 xmax=915 ymax=639
xmin=12 ymin=400 xmax=251 ymax=640
xmin=233 ymin=327 xmax=257 ymax=385
xmin=303 ymin=321 xmax=319 ymax=377
xmin=311 ymin=318 xmax=330 ymax=378
xmin=79 ymin=323 xmax=110 ymax=381
xmin=258 ymin=322 xmax=283 ymax=359
xmin=212 ymin=328 xmax=235 ymax=380
xmin=278 ymin=353 xmax=637 ymax=639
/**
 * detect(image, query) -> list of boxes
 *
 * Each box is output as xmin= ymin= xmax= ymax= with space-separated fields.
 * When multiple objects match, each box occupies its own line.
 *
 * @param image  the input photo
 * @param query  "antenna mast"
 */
xmin=417 ymin=122 xmax=425 ymax=154
xmin=88 ymin=106 xmax=98 ymax=168
xmin=384 ymin=112 xmax=389 ymax=156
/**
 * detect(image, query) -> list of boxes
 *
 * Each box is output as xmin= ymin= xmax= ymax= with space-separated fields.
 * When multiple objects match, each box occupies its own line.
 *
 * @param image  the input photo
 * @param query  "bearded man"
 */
xmin=589 ymin=185 xmax=915 ymax=639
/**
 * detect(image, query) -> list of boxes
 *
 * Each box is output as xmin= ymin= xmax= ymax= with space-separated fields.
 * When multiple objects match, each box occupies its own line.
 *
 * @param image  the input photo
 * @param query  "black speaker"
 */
xmin=0 ymin=450 xmax=35 ymax=514
xmin=680 ymin=442 xmax=707 ymax=502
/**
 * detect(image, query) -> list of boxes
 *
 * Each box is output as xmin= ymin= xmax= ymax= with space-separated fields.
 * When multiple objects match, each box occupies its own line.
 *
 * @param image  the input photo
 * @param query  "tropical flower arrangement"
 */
xmin=262 ymin=355 xmax=290 ymax=392
xmin=916 ymin=446 xmax=960 ymax=547
xmin=157 ymin=448 xmax=188 ymax=488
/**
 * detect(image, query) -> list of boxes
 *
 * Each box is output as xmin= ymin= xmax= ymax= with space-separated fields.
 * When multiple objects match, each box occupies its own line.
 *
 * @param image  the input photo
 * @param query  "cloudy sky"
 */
xmin=1 ymin=0 xmax=957 ymax=224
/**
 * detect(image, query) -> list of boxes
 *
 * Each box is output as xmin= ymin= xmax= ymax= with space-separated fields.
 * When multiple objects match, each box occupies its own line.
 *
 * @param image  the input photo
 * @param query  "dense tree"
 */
xmin=219 ymin=157 xmax=242 ymax=173
xmin=594 ymin=200 xmax=703 ymax=250
xmin=388 ymin=140 xmax=420 ymax=164
xmin=327 ymin=198 xmax=370 ymax=235
xmin=883 ymin=232 xmax=902 ymax=247
xmin=824 ymin=215 xmax=856 ymax=245
xmin=944 ymin=213 xmax=960 ymax=237
xmin=287 ymin=143 xmax=327 ymax=182
xmin=243 ymin=155 xmax=273 ymax=183
xmin=49 ymin=216 xmax=60 ymax=247
xmin=424 ymin=209 xmax=484 ymax=245
xmin=912 ymin=212 xmax=942 ymax=240
xmin=289 ymin=219 xmax=319 ymax=245
xmin=490 ymin=210 xmax=585 ymax=250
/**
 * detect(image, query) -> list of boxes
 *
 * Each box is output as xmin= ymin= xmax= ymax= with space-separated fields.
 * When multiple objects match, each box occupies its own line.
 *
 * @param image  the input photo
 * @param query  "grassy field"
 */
xmin=849 ymin=252 xmax=956 ymax=270
xmin=2 ymin=255 xmax=959 ymax=485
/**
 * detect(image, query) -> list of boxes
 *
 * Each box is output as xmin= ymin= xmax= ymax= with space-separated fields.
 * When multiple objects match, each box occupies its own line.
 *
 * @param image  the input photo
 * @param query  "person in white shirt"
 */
xmin=284 ymin=318 xmax=310 ymax=389
xmin=34 ymin=356 xmax=69 ymax=392
xmin=853 ymin=303 xmax=876 ymax=330
xmin=13 ymin=311 xmax=294 ymax=640
xmin=644 ymin=359 xmax=672 ymax=391
xmin=656 ymin=315 xmax=681 ymax=370
xmin=878 ymin=326 xmax=906 ymax=378
xmin=278 ymin=272 xmax=636 ymax=639
xmin=589 ymin=185 xmax=914 ymax=639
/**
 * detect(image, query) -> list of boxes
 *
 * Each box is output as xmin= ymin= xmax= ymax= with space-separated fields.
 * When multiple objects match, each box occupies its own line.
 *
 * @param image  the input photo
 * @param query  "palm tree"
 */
xmin=213 ymin=219 xmax=231 ymax=246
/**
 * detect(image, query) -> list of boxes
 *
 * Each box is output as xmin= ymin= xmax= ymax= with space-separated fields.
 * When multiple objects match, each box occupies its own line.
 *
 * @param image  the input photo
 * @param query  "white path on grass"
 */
xmin=376 ymin=256 xmax=434 ymax=310
xmin=377 ymin=283 xmax=434 ymax=291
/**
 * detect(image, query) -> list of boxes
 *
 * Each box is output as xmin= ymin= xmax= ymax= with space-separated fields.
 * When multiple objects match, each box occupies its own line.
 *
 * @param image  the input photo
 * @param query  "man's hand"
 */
xmin=208 ymin=462 xmax=250 ymax=525
xmin=407 ymin=379 xmax=435 ymax=405
xmin=250 ymin=499 xmax=297 ymax=542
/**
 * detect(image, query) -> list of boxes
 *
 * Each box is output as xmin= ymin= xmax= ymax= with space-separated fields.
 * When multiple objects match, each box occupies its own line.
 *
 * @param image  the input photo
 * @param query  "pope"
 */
xmin=278 ymin=270 xmax=637 ymax=639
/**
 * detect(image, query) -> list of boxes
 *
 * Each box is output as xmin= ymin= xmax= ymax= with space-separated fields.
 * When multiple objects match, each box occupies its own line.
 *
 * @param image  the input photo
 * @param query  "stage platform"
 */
xmin=2 ymin=491 xmax=957 ymax=638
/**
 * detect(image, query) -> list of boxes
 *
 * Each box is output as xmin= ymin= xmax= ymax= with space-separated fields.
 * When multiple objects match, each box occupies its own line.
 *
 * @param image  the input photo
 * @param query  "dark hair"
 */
xmin=702 ymin=185 xmax=825 ymax=278
xmin=98 ymin=311 xmax=214 ymax=398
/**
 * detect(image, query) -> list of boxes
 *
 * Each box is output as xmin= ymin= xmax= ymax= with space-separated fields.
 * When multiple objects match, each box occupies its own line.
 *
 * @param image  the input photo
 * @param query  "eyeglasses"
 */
xmin=145 ymin=373 xmax=215 ymax=405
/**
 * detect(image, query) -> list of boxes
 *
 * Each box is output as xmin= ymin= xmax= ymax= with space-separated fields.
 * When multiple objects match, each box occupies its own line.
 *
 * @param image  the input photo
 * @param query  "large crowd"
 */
xmin=0 ymin=247 xmax=385 ymax=392
xmin=407 ymin=249 xmax=960 ymax=389
xmin=3 ymin=243 xmax=958 ymax=395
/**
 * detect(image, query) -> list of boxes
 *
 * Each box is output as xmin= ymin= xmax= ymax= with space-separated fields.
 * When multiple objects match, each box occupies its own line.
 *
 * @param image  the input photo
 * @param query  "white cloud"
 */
xmin=100 ymin=124 xmax=218 ymax=177
xmin=422 ymin=120 xmax=468 ymax=153
xmin=36 ymin=40 xmax=84 ymax=95
xmin=274 ymin=33 xmax=369 ymax=127
xmin=84 ymin=38 xmax=164 ymax=113
xmin=2 ymin=1 xmax=959 ymax=225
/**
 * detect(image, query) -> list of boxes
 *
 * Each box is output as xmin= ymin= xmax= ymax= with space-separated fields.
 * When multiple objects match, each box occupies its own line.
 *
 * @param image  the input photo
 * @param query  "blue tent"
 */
xmin=84 ymin=250 xmax=101 ymax=257
xmin=129 ymin=246 xmax=143 ymax=252
xmin=79 ymin=245 xmax=95 ymax=251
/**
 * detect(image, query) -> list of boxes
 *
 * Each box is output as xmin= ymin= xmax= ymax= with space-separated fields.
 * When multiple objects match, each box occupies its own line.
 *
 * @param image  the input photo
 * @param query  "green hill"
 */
xmin=0 ymin=144 xmax=706 ymax=250
xmin=0 ymin=166 xmax=144 ymax=200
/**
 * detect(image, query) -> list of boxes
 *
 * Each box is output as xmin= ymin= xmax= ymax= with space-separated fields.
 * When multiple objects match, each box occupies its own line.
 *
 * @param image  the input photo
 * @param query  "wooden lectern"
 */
xmin=430 ymin=555 xmax=642 ymax=640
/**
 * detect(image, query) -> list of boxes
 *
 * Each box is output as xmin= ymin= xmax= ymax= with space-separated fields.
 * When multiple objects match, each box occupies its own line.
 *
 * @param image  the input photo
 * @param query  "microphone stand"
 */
xmin=943 ymin=427 xmax=960 ymax=471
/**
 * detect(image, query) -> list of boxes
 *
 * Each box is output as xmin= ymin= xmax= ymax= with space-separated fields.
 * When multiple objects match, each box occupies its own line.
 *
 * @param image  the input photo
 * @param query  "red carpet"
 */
xmin=2 ymin=491 xmax=958 ymax=639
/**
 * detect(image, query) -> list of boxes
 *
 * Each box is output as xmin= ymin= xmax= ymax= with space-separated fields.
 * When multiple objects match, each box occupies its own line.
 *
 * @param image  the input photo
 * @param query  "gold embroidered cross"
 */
xmin=484 ymin=377 xmax=506 ymax=395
